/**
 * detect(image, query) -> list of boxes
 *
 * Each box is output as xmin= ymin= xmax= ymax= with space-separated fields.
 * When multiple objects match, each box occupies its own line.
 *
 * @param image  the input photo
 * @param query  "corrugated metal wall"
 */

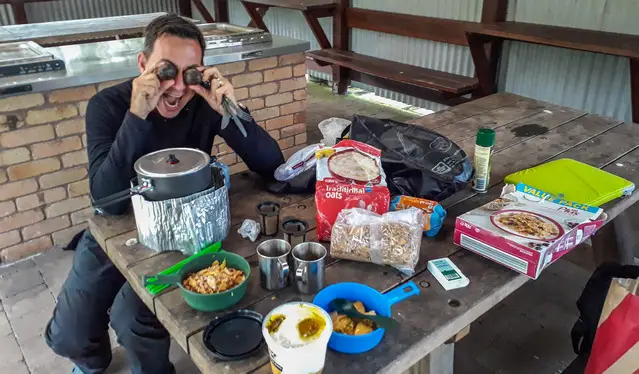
xmin=2 ymin=0 xmax=636 ymax=121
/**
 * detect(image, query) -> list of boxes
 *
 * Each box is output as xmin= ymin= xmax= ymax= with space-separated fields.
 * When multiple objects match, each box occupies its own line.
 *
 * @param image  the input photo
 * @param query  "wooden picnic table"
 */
xmin=88 ymin=92 xmax=639 ymax=373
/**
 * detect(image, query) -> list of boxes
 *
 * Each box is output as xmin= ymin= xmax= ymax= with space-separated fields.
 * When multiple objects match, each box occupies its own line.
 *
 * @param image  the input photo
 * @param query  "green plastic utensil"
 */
xmin=144 ymin=241 xmax=222 ymax=295
xmin=329 ymin=298 xmax=398 ymax=330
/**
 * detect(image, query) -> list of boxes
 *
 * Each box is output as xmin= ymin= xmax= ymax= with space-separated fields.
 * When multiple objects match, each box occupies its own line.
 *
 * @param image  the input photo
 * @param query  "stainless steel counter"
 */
xmin=0 ymin=13 xmax=201 ymax=45
xmin=0 ymin=36 xmax=310 ymax=97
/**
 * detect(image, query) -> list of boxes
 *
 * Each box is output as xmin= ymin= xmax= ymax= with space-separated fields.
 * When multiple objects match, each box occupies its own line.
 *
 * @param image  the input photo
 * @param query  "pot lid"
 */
xmin=202 ymin=309 xmax=265 ymax=361
xmin=134 ymin=148 xmax=210 ymax=178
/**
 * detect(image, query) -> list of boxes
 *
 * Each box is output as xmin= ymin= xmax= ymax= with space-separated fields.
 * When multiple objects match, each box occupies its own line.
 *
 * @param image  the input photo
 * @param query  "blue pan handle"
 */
xmin=383 ymin=280 xmax=420 ymax=306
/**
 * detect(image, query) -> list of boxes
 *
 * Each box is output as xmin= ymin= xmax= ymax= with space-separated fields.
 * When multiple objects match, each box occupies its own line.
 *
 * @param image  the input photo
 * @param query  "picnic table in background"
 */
xmin=89 ymin=92 xmax=639 ymax=373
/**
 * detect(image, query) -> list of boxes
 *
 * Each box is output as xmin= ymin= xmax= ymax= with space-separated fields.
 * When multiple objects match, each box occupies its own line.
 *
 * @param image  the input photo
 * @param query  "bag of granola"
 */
xmin=330 ymin=207 xmax=425 ymax=274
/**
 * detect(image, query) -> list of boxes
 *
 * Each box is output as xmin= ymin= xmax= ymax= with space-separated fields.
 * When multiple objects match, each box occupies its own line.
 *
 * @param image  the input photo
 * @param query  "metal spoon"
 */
xmin=329 ymin=298 xmax=397 ymax=330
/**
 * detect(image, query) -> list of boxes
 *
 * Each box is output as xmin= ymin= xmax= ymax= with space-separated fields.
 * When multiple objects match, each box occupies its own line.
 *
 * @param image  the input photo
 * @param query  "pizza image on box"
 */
xmin=491 ymin=210 xmax=564 ymax=241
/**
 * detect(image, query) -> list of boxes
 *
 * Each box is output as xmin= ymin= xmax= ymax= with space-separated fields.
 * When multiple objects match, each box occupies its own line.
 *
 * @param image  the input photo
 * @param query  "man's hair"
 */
xmin=142 ymin=13 xmax=206 ymax=57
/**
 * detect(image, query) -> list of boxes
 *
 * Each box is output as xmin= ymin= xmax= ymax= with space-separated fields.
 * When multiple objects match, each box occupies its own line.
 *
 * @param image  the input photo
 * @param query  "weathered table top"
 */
xmin=88 ymin=92 xmax=639 ymax=373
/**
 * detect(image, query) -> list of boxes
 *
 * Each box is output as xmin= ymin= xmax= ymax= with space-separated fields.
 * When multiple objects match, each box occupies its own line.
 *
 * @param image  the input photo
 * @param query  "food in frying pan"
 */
xmin=496 ymin=212 xmax=559 ymax=239
xmin=329 ymin=150 xmax=380 ymax=181
xmin=330 ymin=300 xmax=378 ymax=335
xmin=182 ymin=260 xmax=245 ymax=294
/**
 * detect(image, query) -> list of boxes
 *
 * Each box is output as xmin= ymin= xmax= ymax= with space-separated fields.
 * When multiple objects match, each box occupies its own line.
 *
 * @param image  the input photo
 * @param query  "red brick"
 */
xmin=217 ymin=61 xmax=246 ymax=76
xmin=278 ymin=136 xmax=295 ymax=149
xmin=0 ymin=125 xmax=54 ymax=148
xmin=280 ymin=123 xmax=306 ymax=138
xmin=294 ymin=111 xmax=306 ymax=124
xmin=98 ymin=80 xmax=127 ymax=91
xmin=229 ymin=162 xmax=248 ymax=174
xmin=252 ymin=107 xmax=280 ymax=122
xmin=293 ymin=63 xmax=306 ymax=77
xmin=265 ymin=92 xmax=293 ymax=107
xmin=25 ymin=105 xmax=77 ymax=125
xmin=71 ymin=208 xmax=94 ymax=225
xmin=0 ymin=114 xmax=25 ymax=133
xmin=295 ymin=132 xmax=308 ymax=145
xmin=7 ymin=158 xmax=61 ymax=181
xmin=45 ymin=196 xmax=90 ymax=218
xmin=231 ymin=72 xmax=263 ymax=88
xmin=68 ymin=179 xmax=89 ymax=197
xmin=0 ymin=93 xmax=45 ymax=112
xmin=31 ymin=136 xmax=82 ymax=159
xmin=55 ymin=118 xmax=84 ymax=137
xmin=22 ymin=216 xmax=70 ymax=240
xmin=293 ymin=89 xmax=307 ymax=101
xmin=234 ymin=88 xmax=249 ymax=101
xmin=61 ymin=150 xmax=88 ymax=168
xmin=216 ymin=153 xmax=236 ymax=165
xmin=243 ymin=98 xmax=265 ymax=111
xmin=281 ymin=101 xmax=305 ymax=115
xmin=0 ymin=179 xmax=38 ymax=201
xmin=280 ymin=78 xmax=307 ymax=92
xmin=279 ymin=53 xmax=306 ymax=66
xmin=268 ymin=130 xmax=280 ymax=140
xmin=78 ymin=101 xmax=89 ymax=116
xmin=0 ymin=230 xmax=20 ymax=250
xmin=218 ymin=143 xmax=232 ymax=155
xmin=49 ymin=86 xmax=96 ymax=104
xmin=283 ymin=145 xmax=306 ymax=159
xmin=266 ymin=115 xmax=294 ymax=130
xmin=0 ymin=147 xmax=30 ymax=167
xmin=1 ymin=236 xmax=52 ymax=263
xmin=0 ymin=210 xmax=44 ymax=233
xmin=39 ymin=167 xmax=87 ymax=189
xmin=249 ymin=83 xmax=278 ymax=98
xmin=248 ymin=57 xmax=278 ymax=71
xmin=16 ymin=187 xmax=66 ymax=211
xmin=264 ymin=67 xmax=292 ymax=82
xmin=52 ymin=224 xmax=87 ymax=246
xmin=0 ymin=201 xmax=15 ymax=218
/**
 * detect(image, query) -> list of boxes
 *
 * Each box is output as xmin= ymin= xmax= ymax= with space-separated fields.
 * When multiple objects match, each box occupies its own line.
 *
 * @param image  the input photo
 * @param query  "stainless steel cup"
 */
xmin=257 ymin=239 xmax=291 ymax=291
xmin=292 ymin=242 xmax=326 ymax=294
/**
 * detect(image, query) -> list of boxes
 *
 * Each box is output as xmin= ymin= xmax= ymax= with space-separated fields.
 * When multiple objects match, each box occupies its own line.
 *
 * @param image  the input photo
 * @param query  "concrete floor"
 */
xmin=0 ymin=82 xmax=596 ymax=374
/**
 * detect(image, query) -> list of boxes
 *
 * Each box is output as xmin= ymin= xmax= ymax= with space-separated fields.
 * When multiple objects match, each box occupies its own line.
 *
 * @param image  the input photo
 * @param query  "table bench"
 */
xmin=306 ymin=7 xmax=480 ymax=105
xmin=240 ymin=0 xmax=337 ymax=48
xmin=89 ymin=92 xmax=639 ymax=373
xmin=466 ymin=21 xmax=639 ymax=122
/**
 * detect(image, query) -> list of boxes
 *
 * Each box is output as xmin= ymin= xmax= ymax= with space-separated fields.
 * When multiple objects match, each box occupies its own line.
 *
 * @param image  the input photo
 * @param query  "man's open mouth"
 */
xmin=163 ymin=93 xmax=181 ymax=109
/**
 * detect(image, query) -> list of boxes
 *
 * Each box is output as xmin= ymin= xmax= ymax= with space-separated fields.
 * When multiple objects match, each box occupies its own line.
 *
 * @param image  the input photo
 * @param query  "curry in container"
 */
xmin=182 ymin=259 xmax=246 ymax=294
xmin=330 ymin=301 xmax=378 ymax=335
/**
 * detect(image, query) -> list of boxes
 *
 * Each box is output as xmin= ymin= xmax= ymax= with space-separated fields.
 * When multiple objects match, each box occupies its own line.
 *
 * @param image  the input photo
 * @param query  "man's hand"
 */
xmin=189 ymin=66 xmax=238 ymax=116
xmin=130 ymin=61 xmax=175 ymax=119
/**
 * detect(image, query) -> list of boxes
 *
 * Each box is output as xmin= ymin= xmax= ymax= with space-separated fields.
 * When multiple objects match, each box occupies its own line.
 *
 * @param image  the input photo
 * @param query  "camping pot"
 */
xmin=92 ymin=147 xmax=213 ymax=210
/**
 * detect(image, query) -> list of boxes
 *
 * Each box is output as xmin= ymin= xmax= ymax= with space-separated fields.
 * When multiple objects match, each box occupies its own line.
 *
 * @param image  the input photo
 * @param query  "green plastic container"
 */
xmin=143 ymin=252 xmax=250 ymax=312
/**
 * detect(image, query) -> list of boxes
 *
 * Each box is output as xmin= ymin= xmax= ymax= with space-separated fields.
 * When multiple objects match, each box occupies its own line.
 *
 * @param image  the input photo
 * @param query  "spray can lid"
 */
xmin=476 ymin=128 xmax=496 ymax=147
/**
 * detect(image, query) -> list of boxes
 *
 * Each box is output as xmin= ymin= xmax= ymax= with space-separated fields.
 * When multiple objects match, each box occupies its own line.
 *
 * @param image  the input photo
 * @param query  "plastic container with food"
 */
xmin=262 ymin=302 xmax=333 ymax=374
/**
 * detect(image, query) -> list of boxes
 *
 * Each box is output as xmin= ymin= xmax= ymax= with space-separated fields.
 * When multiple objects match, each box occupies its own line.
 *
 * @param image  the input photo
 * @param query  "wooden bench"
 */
xmin=466 ymin=21 xmax=639 ymax=122
xmin=240 ymin=0 xmax=337 ymax=49
xmin=305 ymin=6 xmax=481 ymax=106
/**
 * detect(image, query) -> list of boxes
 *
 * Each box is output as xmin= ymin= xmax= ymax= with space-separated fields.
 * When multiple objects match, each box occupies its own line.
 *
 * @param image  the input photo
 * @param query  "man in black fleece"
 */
xmin=44 ymin=14 xmax=284 ymax=374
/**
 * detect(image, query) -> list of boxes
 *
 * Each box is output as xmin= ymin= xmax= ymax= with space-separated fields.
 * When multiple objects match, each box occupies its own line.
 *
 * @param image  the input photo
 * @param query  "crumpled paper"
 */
xmin=238 ymin=219 xmax=260 ymax=242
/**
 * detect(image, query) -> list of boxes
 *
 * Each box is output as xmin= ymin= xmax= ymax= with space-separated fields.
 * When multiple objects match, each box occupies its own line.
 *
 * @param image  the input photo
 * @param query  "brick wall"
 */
xmin=0 ymin=53 xmax=308 ymax=264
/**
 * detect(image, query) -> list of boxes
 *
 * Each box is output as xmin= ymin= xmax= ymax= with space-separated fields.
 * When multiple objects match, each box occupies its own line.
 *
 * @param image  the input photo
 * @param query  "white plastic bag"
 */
xmin=238 ymin=219 xmax=260 ymax=242
xmin=274 ymin=143 xmax=322 ymax=182
xmin=318 ymin=117 xmax=351 ymax=146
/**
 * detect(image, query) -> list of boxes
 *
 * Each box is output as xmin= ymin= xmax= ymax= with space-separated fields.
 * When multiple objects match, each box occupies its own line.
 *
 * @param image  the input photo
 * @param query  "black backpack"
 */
xmin=571 ymin=262 xmax=639 ymax=355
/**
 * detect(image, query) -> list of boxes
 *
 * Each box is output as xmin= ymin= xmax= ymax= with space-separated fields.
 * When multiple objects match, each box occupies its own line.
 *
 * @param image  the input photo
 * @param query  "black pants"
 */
xmin=44 ymin=230 xmax=175 ymax=374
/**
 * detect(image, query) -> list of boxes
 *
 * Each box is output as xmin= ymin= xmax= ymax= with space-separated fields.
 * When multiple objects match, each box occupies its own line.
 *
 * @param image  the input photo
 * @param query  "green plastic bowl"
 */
xmin=143 ymin=252 xmax=251 ymax=312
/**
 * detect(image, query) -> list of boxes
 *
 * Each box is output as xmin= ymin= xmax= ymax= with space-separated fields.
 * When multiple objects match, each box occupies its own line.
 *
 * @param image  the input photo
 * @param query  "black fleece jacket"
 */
xmin=86 ymin=80 xmax=284 ymax=215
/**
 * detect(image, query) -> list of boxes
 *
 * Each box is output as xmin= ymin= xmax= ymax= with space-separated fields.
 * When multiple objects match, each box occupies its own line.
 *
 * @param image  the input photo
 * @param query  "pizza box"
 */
xmin=453 ymin=183 xmax=607 ymax=279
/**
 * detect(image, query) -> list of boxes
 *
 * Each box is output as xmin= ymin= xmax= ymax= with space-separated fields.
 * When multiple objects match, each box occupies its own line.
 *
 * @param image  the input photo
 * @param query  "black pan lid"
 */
xmin=202 ymin=309 xmax=265 ymax=361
